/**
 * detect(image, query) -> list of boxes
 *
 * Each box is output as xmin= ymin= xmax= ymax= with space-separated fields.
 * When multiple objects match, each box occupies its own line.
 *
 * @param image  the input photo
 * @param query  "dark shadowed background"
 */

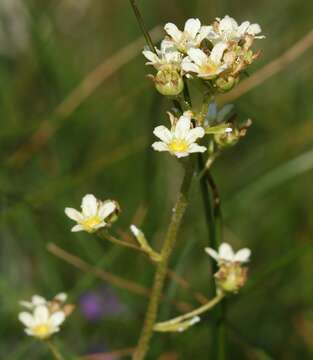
xmin=1 ymin=0 xmax=313 ymax=358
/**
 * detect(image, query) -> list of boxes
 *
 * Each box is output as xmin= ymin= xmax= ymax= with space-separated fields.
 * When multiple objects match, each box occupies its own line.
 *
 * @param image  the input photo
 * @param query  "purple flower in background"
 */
xmin=79 ymin=286 xmax=124 ymax=322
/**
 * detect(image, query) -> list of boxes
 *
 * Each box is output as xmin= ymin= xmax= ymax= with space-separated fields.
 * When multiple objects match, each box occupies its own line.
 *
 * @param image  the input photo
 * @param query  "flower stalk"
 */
xmin=46 ymin=340 xmax=64 ymax=360
xmin=154 ymin=292 xmax=224 ymax=332
xmin=133 ymin=159 xmax=195 ymax=359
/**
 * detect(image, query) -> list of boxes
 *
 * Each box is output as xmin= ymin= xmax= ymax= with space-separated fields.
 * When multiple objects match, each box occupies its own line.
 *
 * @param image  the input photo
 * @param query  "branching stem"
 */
xmin=133 ymin=160 xmax=195 ymax=359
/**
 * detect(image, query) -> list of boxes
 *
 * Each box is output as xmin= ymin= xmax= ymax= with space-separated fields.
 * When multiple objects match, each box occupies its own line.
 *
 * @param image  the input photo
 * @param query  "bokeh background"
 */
xmin=1 ymin=0 xmax=313 ymax=359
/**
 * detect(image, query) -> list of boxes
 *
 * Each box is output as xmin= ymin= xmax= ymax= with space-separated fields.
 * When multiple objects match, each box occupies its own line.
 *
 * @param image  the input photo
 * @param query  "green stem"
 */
xmin=98 ymin=230 xmax=141 ymax=252
xmin=217 ymin=319 xmax=226 ymax=360
xmin=128 ymin=0 xmax=156 ymax=54
xmin=154 ymin=293 xmax=224 ymax=331
xmin=198 ymin=152 xmax=225 ymax=360
xmin=133 ymin=159 xmax=195 ymax=360
xmin=46 ymin=340 xmax=64 ymax=360
xmin=198 ymin=154 xmax=217 ymax=277
xmin=183 ymin=79 xmax=192 ymax=109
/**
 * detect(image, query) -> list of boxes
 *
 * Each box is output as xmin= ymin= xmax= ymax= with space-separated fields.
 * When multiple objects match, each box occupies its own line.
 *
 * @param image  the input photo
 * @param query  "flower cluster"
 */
xmin=19 ymin=293 xmax=73 ymax=340
xmin=65 ymin=194 xmax=120 ymax=233
xmin=205 ymin=243 xmax=251 ymax=293
xmin=143 ymin=16 xmax=264 ymax=95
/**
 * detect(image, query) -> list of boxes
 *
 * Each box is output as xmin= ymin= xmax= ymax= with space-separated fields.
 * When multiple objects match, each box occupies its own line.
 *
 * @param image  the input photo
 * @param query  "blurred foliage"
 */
xmin=1 ymin=0 xmax=313 ymax=359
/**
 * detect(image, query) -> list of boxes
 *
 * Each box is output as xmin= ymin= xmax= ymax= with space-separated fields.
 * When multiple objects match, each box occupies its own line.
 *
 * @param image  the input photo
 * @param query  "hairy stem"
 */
xmin=133 ymin=160 xmax=195 ymax=359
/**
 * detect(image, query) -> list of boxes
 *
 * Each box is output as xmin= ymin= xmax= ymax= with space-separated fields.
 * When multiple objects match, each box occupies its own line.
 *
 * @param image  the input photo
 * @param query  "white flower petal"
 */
xmin=219 ymin=243 xmax=235 ymax=261
xmin=81 ymin=194 xmax=98 ymax=217
xmin=184 ymin=18 xmax=201 ymax=38
xmin=175 ymin=151 xmax=190 ymax=158
xmin=153 ymin=125 xmax=173 ymax=143
xmin=197 ymin=25 xmax=211 ymax=42
xmin=54 ymin=293 xmax=67 ymax=302
xmin=174 ymin=115 xmax=191 ymax=139
xmin=234 ymin=248 xmax=251 ymax=263
xmin=205 ymin=247 xmax=219 ymax=261
xmin=34 ymin=305 xmax=49 ymax=323
xmin=164 ymin=50 xmax=182 ymax=64
xmin=50 ymin=311 xmax=65 ymax=327
xmin=187 ymin=48 xmax=208 ymax=66
xmin=71 ymin=224 xmax=84 ymax=232
xmin=93 ymin=221 xmax=107 ymax=230
xmin=142 ymin=50 xmax=160 ymax=65
xmin=164 ymin=23 xmax=182 ymax=43
xmin=182 ymin=58 xmax=199 ymax=73
xmin=210 ymin=43 xmax=227 ymax=64
xmin=185 ymin=127 xmax=205 ymax=143
xmin=65 ymin=208 xmax=83 ymax=222
xmin=25 ymin=328 xmax=34 ymax=336
xmin=152 ymin=142 xmax=169 ymax=152
xmin=248 ymin=23 xmax=262 ymax=35
xmin=160 ymin=39 xmax=177 ymax=52
xmin=187 ymin=143 xmax=207 ymax=154
xmin=219 ymin=15 xmax=238 ymax=33
xmin=19 ymin=312 xmax=35 ymax=327
xmin=130 ymin=224 xmax=141 ymax=238
xmin=19 ymin=301 xmax=33 ymax=309
xmin=98 ymin=201 xmax=116 ymax=219
xmin=238 ymin=21 xmax=250 ymax=36
xmin=32 ymin=295 xmax=47 ymax=306
xmin=51 ymin=327 xmax=60 ymax=334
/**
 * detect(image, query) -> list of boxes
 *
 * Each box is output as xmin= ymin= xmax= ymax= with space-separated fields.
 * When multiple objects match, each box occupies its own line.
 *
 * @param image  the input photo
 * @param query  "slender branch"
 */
xmin=128 ymin=0 xmax=157 ymax=54
xmin=46 ymin=340 xmax=64 ymax=360
xmin=98 ymin=230 xmax=141 ymax=251
xmin=133 ymin=159 xmax=195 ymax=359
xmin=47 ymin=243 xmax=205 ymax=312
xmin=154 ymin=293 xmax=224 ymax=332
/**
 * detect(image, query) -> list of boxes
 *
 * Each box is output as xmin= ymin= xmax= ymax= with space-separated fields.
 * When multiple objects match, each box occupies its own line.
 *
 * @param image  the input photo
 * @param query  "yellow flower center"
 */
xmin=32 ymin=324 xmax=51 ymax=339
xmin=168 ymin=139 xmax=189 ymax=153
xmin=200 ymin=61 xmax=219 ymax=78
xmin=82 ymin=216 xmax=102 ymax=231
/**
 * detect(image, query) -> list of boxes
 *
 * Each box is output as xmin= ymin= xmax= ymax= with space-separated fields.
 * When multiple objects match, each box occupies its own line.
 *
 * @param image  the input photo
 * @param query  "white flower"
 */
xmin=208 ymin=15 xmax=265 ymax=44
xmin=19 ymin=294 xmax=47 ymax=309
xmin=65 ymin=194 xmax=119 ymax=233
xmin=164 ymin=18 xmax=211 ymax=53
xmin=19 ymin=293 xmax=72 ymax=340
xmin=205 ymin=242 xmax=251 ymax=264
xmin=152 ymin=112 xmax=206 ymax=158
xmin=19 ymin=304 xmax=66 ymax=340
xmin=143 ymin=40 xmax=183 ymax=70
xmin=20 ymin=293 xmax=67 ymax=309
xmin=182 ymin=43 xmax=228 ymax=79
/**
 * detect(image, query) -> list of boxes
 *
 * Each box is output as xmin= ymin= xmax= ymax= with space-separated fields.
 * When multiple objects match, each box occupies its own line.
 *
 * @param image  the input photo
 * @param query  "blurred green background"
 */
xmin=1 ymin=0 xmax=313 ymax=359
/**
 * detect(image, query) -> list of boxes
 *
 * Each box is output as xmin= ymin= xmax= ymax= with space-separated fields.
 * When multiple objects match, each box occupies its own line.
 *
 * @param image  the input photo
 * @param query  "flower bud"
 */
xmin=214 ymin=127 xmax=240 ymax=147
xmin=152 ymin=65 xmax=184 ymax=96
xmin=214 ymin=119 xmax=252 ymax=148
xmin=215 ymin=76 xmax=238 ymax=92
xmin=103 ymin=200 xmax=121 ymax=225
xmin=215 ymin=262 xmax=248 ymax=293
